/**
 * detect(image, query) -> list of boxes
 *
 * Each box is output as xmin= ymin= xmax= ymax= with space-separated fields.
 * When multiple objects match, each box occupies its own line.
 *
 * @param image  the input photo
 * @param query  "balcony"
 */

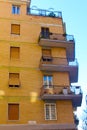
xmin=40 ymin=85 xmax=82 ymax=107
xmin=27 ymin=7 xmax=62 ymax=18
xmin=39 ymin=33 xmax=75 ymax=60
xmin=39 ymin=57 xmax=78 ymax=83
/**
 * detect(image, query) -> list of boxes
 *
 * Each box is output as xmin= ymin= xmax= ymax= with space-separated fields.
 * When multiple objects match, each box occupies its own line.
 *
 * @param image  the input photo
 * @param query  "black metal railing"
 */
xmin=40 ymin=32 xmax=74 ymax=42
xmin=27 ymin=7 xmax=62 ymax=18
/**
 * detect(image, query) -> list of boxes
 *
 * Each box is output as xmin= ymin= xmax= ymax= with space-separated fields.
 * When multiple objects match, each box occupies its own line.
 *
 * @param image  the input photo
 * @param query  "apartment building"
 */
xmin=0 ymin=0 xmax=82 ymax=130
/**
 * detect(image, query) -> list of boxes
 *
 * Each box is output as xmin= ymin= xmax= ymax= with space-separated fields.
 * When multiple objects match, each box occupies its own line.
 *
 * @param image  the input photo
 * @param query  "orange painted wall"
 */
xmin=0 ymin=0 xmax=74 ymax=124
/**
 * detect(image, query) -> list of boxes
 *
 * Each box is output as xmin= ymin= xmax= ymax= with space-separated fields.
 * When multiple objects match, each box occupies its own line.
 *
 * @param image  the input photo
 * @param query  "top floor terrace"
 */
xmin=27 ymin=6 xmax=62 ymax=18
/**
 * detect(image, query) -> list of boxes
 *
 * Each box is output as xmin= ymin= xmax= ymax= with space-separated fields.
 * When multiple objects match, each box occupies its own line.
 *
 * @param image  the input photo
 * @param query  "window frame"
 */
xmin=43 ymin=75 xmax=53 ymax=89
xmin=44 ymin=103 xmax=57 ymax=120
xmin=8 ymin=103 xmax=20 ymax=121
xmin=41 ymin=27 xmax=49 ymax=38
xmin=12 ymin=5 xmax=20 ymax=14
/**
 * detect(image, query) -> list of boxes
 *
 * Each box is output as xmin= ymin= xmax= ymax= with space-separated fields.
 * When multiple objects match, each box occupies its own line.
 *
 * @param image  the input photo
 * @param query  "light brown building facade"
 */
xmin=0 ymin=0 xmax=82 ymax=130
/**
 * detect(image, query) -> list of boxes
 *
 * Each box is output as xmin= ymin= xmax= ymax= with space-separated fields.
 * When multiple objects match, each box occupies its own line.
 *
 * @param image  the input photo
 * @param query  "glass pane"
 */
xmin=51 ymin=104 xmax=56 ymax=119
xmin=43 ymin=76 xmax=47 ymax=81
xmin=46 ymin=104 xmax=50 ymax=119
xmin=43 ymin=76 xmax=47 ymax=87
xmin=48 ymin=76 xmax=53 ymax=86
xmin=43 ymin=76 xmax=53 ymax=88
xmin=17 ymin=7 xmax=20 ymax=14
xmin=12 ymin=6 xmax=15 ymax=14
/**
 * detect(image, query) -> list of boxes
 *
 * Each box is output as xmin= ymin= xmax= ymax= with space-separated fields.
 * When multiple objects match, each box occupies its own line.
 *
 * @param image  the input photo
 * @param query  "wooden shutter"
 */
xmin=11 ymin=24 xmax=20 ymax=35
xmin=42 ymin=49 xmax=51 ymax=57
xmin=9 ymin=73 xmax=20 ymax=86
xmin=10 ymin=47 xmax=20 ymax=59
xmin=8 ymin=104 xmax=19 ymax=120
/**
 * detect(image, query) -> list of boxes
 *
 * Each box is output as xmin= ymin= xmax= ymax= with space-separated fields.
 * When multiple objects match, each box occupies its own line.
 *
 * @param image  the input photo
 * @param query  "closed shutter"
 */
xmin=42 ymin=49 xmax=51 ymax=57
xmin=9 ymin=73 xmax=20 ymax=87
xmin=8 ymin=104 xmax=19 ymax=120
xmin=10 ymin=47 xmax=20 ymax=59
xmin=42 ymin=49 xmax=52 ymax=62
xmin=11 ymin=24 xmax=20 ymax=35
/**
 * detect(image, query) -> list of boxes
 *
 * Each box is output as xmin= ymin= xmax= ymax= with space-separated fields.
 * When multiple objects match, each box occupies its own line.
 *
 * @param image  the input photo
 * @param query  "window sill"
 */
xmin=8 ymin=119 xmax=19 ymax=121
xmin=12 ymin=14 xmax=20 ymax=15
xmin=11 ymin=34 xmax=20 ymax=36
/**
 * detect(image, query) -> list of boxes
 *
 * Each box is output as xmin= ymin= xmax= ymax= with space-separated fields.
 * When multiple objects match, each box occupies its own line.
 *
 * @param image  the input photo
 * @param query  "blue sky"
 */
xmin=31 ymin=0 xmax=87 ymax=93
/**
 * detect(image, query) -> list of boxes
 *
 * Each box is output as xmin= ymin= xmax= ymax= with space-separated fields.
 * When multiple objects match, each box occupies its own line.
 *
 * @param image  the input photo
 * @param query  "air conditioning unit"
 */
xmin=28 ymin=121 xmax=37 ymax=125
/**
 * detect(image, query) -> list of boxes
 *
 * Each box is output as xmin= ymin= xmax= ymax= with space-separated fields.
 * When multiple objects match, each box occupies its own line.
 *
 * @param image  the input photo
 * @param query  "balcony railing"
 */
xmin=27 ymin=7 xmax=62 ymax=18
xmin=40 ymin=56 xmax=78 ymax=67
xmin=39 ymin=57 xmax=78 ymax=83
xmin=40 ymin=85 xmax=81 ymax=95
xmin=40 ymin=33 xmax=75 ymax=43
xmin=40 ymin=85 xmax=82 ymax=107
xmin=39 ymin=33 xmax=75 ymax=60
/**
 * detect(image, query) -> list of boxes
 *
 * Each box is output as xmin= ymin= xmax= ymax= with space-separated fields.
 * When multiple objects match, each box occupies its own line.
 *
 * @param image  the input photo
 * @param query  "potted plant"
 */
xmin=63 ymin=33 xmax=67 ymax=37
xmin=62 ymin=87 xmax=68 ymax=95
xmin=48 ymin=12 xmax=56 ymax=17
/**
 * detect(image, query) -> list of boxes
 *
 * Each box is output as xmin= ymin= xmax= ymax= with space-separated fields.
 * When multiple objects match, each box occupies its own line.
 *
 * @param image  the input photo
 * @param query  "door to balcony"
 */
xmin=43 ymin=75 xmax=53 ymax=94
xmin=40 ymin=57 xmax=78 ymax=83
xmin=41 ymin=27 xmax=49 ymax=38
xmin=43 ymin=75 xmax=53 ymax=89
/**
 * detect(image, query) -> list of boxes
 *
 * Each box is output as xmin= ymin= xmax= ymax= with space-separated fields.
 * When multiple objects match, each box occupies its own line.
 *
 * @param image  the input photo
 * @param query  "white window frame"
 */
xmin=12 ymin=5 xmax=20 ymax=14
xmin=43 ymin=75 xmax=53 ymax=89
xmin=44 ymin=103 xmax=57 ymax=120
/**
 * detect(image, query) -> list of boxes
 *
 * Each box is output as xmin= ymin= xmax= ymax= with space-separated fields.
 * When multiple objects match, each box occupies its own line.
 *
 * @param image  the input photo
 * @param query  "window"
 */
xmin=45 ymin=103 xmax=57 ymax=120
xmin=42 ymin=49 xmax=51 ymax=57
xmin=42 ymin=49 xmax=52 ymax=62
xmin=12 ymin=5 xmax=20 ymax=14
xmin=9 ymin=73 xmax=20 ymax=88
xmin=11 ymin=24 xmax=20 ymax=35
xmin=41 ymin=27 xmax=49 ymax=38
xmin=43 ymin=75 xmax=53 ymax=88
xmin=8 ymin=104 xmax=19 ymax=120
xmin=10 ymin=47 xmax=20 ymax=59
